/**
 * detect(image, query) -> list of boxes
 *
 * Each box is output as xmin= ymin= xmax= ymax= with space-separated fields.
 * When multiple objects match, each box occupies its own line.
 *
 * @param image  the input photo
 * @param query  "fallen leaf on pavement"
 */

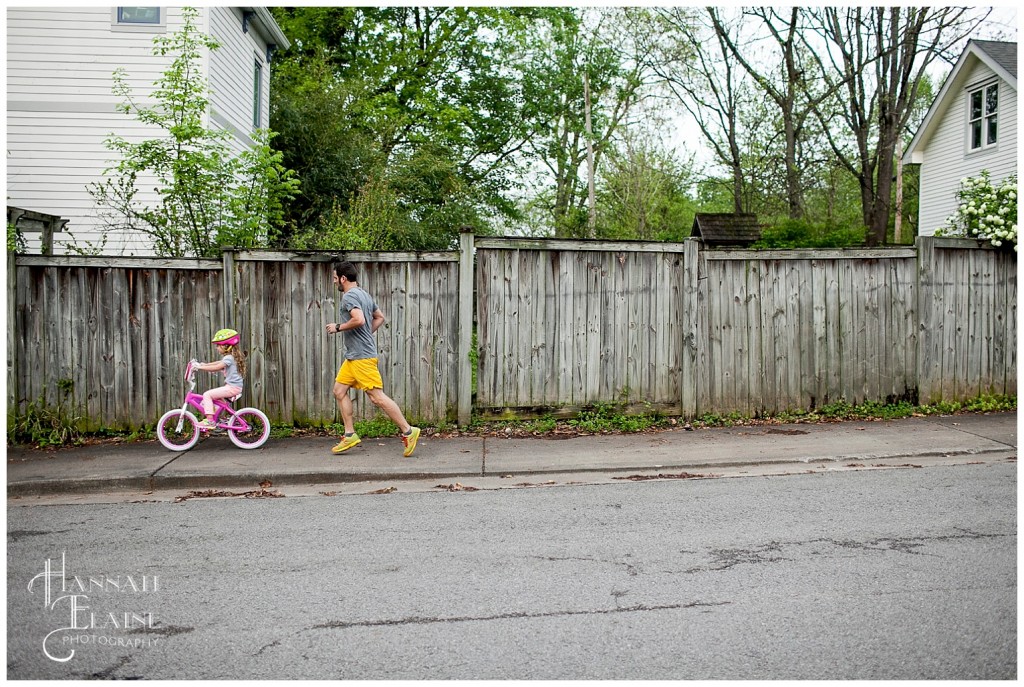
xmin=434 ymin=483 xmax=480 ymax=492
xmin=259 ymin=479 xmax=273 ymax=489
xmin=369 ymin=486 xmax=397 ymax=494
xmin=174 ymin=488 xmax=283 ymax=503
xmin=612 ymin=472 xmax=710 ymax=481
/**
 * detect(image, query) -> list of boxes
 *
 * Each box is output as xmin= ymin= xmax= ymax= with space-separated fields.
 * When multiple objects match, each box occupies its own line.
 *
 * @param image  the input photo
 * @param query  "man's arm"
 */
xmin=371 ymin=308 xmax=385 ymax=334
xmin=332 ymin=306 xmax=365 ymax=333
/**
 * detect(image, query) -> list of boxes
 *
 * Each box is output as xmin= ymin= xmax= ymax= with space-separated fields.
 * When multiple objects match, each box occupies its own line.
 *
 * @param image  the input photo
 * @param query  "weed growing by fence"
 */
xmin=354 ymin=416 xmax=401 ymax=438
xmin=9 ymin=379 xmax=84 ymax=448
xmin=694 ymin=394 xmax=1015 ymax=428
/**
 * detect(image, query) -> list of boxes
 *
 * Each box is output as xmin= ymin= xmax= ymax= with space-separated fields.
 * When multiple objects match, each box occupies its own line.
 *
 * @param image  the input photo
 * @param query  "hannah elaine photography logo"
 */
xmin=27 ymin=552 xmax=161 ymax=663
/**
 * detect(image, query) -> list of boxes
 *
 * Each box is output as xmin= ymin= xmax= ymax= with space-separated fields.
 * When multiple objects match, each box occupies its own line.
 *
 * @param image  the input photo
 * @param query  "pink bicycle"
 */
xmin=156 ymin=360 xmax=270 ymax=452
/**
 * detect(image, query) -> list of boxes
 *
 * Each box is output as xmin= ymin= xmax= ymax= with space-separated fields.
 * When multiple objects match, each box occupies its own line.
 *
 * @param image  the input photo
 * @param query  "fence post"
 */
xmin=457 ymin=227 xmax=475 ymax=426
xmin=7 ymin=252 xmax=18 ymax=415
xmin=916 ymin=236 xmax=937 ymax=404
xmin=680 ymin=237 xmax=700 ymax=418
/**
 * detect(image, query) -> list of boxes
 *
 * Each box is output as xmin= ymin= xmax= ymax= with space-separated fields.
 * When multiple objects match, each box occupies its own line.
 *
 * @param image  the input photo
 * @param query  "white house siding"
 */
xmin=6 ymin=7 xmax=188 ymax=254
xmin=6 ymin=6 xmax=276 ymax=256
xmin=917 ymin=60 xmax=1018 ymax=236
xmin=208 ymin=7 xmax=271 ymax=158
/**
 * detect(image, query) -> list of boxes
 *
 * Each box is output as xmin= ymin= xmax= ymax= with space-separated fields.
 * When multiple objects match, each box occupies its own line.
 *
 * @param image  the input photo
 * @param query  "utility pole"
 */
xmin=584 ymin=71 xmax=596 ymax=238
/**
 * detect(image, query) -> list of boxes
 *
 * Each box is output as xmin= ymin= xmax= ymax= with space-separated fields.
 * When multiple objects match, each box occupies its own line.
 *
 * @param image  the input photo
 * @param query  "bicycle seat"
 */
xmin=228 ymin=394 xmax=242 ymax=403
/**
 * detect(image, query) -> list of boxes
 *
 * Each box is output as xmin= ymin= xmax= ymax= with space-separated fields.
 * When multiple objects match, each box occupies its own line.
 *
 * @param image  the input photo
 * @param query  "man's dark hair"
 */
xmin=333 ymin=261 xmax=358 ymax=283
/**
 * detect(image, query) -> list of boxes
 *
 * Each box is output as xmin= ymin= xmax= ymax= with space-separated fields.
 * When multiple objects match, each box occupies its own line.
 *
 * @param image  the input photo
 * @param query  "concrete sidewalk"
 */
xmin=5 ymin=412 xmax=1017 ymax=497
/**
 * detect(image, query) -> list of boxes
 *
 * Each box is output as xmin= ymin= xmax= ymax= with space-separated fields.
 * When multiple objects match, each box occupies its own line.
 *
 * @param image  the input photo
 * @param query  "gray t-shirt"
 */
xmin=221 ymin=354 xmax=244 ymax=388
xmin=340 ymin=287 xmax=379 ymax=360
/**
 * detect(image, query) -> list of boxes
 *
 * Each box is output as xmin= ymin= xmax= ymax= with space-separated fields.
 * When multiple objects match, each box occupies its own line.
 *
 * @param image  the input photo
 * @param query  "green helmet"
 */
xmin=212 ymin=328 xmax=240 ymax=346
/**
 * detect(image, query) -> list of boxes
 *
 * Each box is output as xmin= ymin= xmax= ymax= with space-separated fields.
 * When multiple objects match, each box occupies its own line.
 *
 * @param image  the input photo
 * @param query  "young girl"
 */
xmin=194 ymin=328 xmax=247 ymax=430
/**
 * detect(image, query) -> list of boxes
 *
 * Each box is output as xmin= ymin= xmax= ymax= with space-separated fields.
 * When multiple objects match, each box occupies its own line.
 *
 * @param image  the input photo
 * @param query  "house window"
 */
xmin=111 ymin=7 xmax=166 ymax=32
xmin=253 ymin=60 xmax=263 ymax=128
xmin=117 ymin=7 xmax=161 ymax=24
xmin=968 ymin=83 xmax=998 ymax=150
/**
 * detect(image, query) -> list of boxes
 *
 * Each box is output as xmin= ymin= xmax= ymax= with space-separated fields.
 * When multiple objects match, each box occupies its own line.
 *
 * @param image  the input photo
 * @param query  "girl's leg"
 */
xmin=202 ymin=386 xmax=243 ymax=420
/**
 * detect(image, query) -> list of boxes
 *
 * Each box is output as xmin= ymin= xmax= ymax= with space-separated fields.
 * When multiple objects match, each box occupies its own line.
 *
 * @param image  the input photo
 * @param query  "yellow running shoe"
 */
xmin=402 ymin=426 xmax=421 ymax=457
xmin=331 ymin=433 xmax=361 ymax=454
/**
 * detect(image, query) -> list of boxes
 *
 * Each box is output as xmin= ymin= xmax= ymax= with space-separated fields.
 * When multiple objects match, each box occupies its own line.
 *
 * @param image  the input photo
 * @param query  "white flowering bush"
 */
xmin=937 ymin=171 xmax=1017 ymax=251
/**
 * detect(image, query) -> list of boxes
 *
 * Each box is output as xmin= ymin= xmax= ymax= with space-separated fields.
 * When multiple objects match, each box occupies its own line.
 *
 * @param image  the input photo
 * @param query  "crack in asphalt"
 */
xmin=675 ymin=528 xmax=1013 ymax=574
xmin=309 ymin=601 xmax=729 ymax=631
xmin=255 ymin=639 xmax=281 ymax=657
xmin=127 ymin=624 xmax=194 ymax=637
xmin=687 ymin=541 xmax=788 ymax=573
xmin=531 ymin=554 xmax=640 ymax=576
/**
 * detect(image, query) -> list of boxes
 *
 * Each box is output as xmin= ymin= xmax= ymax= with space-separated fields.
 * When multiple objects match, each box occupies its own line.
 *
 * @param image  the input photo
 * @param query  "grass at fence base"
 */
xmin=6 ymin=394 xmax=1017 ymax=448
xmin=474 ymin=394 xmax=1016 ymax=434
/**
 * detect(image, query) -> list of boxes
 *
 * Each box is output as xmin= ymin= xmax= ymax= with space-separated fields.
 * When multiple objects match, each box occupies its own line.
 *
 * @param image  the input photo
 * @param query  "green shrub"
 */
xmin=753 ymin=218 xmax=866 ymax=249
xmin=937 ymin=171 xmax=1017 ymax=249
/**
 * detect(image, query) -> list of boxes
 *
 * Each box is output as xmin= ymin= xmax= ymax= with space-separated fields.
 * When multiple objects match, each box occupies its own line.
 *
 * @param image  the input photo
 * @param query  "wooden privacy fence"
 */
xmin=8 ymin=250 xmax=460 ymax=431
xmin=6 ymin=236 xmax=1017 ymax=431
xmin=697 ymin=248 xmax=919 ymax=416
xmin=474 ymin=238 xmax=690 ymax=415
xmin=226 ymin=251 xmax=461 ymax=427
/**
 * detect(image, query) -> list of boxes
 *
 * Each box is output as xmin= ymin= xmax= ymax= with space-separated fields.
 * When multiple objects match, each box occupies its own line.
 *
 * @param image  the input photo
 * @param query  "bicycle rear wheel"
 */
xmin=157 ymin=409 xmax=201 ymax=451
xmin=228 ymin=408 xmax=270 ymax=449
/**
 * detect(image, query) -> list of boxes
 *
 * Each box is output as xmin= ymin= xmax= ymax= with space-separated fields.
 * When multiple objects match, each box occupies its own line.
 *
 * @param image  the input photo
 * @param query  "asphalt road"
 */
xmin=6 ymin=463 xmax=1016 ymax=679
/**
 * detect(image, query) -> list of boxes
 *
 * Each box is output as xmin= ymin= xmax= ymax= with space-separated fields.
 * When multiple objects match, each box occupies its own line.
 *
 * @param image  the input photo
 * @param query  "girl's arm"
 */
xmin=194 ymin=360 xmax=227 ymax=372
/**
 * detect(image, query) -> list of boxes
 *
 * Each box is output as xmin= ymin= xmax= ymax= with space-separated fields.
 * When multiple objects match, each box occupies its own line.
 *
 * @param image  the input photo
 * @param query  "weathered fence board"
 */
xmin=696 ymin=251 xmax=920 ymax=415
xmin=915 ymin=239 xmax=1016 ymax=403
xmin=474 ymin=241 xmax=688 ymax=415
xmin=11 ymin=259 xmax=223 ymax=431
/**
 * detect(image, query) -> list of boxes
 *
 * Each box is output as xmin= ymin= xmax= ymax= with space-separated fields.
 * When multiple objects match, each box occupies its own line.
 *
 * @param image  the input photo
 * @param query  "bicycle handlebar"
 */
xmin=185 ymin=360 xmax=198 ymax=390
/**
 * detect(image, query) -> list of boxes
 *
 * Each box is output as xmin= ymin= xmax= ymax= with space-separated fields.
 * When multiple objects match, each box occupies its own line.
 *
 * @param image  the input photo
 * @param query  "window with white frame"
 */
xmin=253 ymin=59 xmax=263 ymax=129
xmin=112 ymin=7 xmax=165 ymax=31
xmin=968 ymin=82 xmax=998 ymax=151
xmin=117 ymin=7 xmax=160 ymax=24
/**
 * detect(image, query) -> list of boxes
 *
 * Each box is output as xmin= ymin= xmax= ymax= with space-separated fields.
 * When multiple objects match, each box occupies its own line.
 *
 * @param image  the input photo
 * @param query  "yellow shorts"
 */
xmin=335 ymin=358 xmax=384 ymax=391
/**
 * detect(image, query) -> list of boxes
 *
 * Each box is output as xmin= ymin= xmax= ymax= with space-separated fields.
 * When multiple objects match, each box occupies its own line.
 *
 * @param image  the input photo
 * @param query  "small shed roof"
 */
xmin=691 ymin=213 xmax=761 ymax=246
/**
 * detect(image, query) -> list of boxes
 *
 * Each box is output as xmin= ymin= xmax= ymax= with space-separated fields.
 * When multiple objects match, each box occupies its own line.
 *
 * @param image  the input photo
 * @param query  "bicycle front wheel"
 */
xmin=228 ymin=408 xmax=270 ymax=449
xmin=157 ymin=409 xmax=201 ymax=452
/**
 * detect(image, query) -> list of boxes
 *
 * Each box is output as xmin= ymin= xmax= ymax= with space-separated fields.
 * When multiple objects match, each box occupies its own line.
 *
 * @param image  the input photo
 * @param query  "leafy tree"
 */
xmin=805 ymin=7 xmax=985 ymax=245
xmin=594 ymin=129 xmax=697 ymax=241
xmin=645 ymin=8 xmax=753 ymax=214
xmin=519 ymin=8 xmax=654 ymax=238
xmin=707 ymin=8 xmax=834 ymax=220
xmin=269 ymin=7 xmax=540 ymax=248
xmin=269 ymin=51 xmax=382 ymax=243
xmin=88 ymin=7 xmax=298 ymax=258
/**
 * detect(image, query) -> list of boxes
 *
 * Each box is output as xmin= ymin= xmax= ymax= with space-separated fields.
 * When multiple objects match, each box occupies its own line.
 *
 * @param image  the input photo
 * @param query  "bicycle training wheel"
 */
xmin=156 ymin=409 xmax=201 ymax=452
xmin=228 ymin=408 xmax=270 ymax=449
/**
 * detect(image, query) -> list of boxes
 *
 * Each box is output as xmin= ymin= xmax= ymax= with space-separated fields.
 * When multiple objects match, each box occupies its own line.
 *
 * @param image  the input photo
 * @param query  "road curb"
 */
xmin=7 ymin=446 xmax=1014 ymax=498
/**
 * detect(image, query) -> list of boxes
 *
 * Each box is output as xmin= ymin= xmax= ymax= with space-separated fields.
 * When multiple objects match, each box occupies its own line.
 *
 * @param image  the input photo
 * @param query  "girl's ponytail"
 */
xmin=231 ymin=344 xmax=247 ymax=376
